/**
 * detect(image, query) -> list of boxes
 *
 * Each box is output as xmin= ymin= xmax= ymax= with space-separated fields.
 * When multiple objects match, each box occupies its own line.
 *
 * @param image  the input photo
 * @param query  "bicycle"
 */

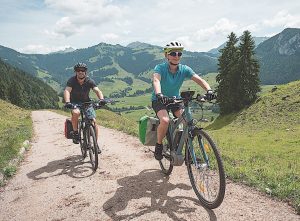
xmin=67 ymin=100 xmax=112 ymax=171
xmin=157 ymin=90 xmax=226 ymax=209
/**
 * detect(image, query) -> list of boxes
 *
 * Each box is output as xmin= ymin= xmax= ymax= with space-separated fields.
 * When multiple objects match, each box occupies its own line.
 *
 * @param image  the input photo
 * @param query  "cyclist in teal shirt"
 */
xmin=151 ymin=63 xmax=194 ymax=100
xmin=152 ymin=41 xmax=215 ymax=160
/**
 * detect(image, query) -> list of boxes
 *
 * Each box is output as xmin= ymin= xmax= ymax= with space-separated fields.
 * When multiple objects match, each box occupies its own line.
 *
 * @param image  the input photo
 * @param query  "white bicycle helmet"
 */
xmin=163 ymin=41 xmax=184 ymax=53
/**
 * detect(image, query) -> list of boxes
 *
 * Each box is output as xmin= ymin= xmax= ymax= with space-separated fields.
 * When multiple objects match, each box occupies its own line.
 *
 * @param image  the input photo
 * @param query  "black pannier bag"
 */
xmin=64 ymin=119 xmax=73 ymax=139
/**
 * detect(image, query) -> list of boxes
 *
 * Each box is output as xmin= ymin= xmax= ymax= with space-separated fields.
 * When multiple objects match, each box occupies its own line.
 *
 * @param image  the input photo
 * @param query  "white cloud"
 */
xmin=176 ymin=36 xmax=194 ymax=50
xmin=1 ymin=0 xmax=300 ymax=53
xmin=19 ymin=44 xmax=72 ymax=54
xmin=54 ymin=17 xmax=80 ymax=37
xmin=263 ymin=10 xmax=300 ymax=28
xmin=241 ymin=24 xmax=260 ymax=33
xmin=194 ymin=18 xmax=238 ymax=42
xmin=44 ymin=0 xmax=124 ymax=37
xmin=101 ymin=33 xmax=120 ymax=41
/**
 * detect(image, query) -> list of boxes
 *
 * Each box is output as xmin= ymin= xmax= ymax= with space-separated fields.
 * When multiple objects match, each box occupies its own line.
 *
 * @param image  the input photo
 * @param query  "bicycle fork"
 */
xmin=187 ymin=130 xmax=210 ymax=169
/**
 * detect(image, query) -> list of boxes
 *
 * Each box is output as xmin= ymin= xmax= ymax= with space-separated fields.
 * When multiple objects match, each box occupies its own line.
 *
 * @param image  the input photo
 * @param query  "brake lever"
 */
xmin=196 ymin=94 xmax=205 ymax=102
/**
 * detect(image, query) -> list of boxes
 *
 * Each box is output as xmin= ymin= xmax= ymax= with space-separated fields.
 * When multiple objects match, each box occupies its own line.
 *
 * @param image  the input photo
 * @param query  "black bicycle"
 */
xmin=68 ymin=100 xmax=112 ymax=171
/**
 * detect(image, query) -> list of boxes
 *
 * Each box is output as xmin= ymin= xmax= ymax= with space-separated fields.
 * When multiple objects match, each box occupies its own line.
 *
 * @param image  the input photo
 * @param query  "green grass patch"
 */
xmin=118 ymin=109 xmax=155 ymax=122
xmin=207 ymin=80 xmax=300 ymax=213
xmin=3 ymin=165 xmax=17 ymax=177
xmin=182 ymin=72 xmax=218 ymax=92
xmin=98 ymin=79 xmax=128 ymax=96
xmin=54 ymin=107 xmax=139 ymax=137
xmin=115 ymin=94 xmax=152 ymax=108
xmin=0 ymin=99 xmax=32 ymax=173
xmin=37 ymin=70 xmax=62 ymax=92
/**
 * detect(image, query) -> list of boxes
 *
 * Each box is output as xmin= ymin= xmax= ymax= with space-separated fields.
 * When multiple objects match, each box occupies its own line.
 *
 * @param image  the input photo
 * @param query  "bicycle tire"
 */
xmin=186 ymin=129 xmax=226 ymax=209
xmin=78 ymin=120 xmax=87 ymax=158
xmin=159 ymin=133 xmax=173 ymax=175
xmin=87 ymin=125 xmax=98 ymax=171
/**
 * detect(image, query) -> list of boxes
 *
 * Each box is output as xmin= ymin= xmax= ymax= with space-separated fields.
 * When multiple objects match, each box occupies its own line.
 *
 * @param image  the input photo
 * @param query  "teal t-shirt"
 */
xmin=151 ymin=62 xmax=195 ymax=101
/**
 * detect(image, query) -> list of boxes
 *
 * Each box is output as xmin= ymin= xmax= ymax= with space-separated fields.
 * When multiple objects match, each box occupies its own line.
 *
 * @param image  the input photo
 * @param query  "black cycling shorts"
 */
xmin=152 ymin=100 xmax=183 ymax=117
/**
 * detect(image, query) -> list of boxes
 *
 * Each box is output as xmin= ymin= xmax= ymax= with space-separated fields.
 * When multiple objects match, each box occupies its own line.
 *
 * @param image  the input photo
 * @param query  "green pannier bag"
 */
xmin=139 ymin=115 xmax=159 ymax=146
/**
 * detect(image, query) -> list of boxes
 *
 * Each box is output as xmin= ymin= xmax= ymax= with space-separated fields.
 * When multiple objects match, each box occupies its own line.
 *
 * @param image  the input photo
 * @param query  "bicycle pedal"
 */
xmin=148 ymin=148 xmax=155 ymax=153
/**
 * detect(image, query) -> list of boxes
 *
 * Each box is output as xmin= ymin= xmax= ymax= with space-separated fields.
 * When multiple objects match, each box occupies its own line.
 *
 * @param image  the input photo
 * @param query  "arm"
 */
xmin=153 ymin=73 xmax=162 ymax=95
xmin=191 ymin=74 xmax=211 ymax=91
xmin=93 ymin=87 xmax=104 ymax=100
xmin=64 ymin=86 xmax=72 ymax=103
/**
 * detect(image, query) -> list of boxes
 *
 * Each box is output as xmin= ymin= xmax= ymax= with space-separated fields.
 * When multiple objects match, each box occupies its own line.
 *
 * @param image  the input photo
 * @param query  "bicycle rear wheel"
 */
xmin=159 ymin=133 xmax=173 ymax=175
xmin=78 ymin=120 xmax=87 ymax=158
xmin=186 ymin=129 xmax=225 ymax=209
xmin=86 ymin=125 xmax=98 ymax=171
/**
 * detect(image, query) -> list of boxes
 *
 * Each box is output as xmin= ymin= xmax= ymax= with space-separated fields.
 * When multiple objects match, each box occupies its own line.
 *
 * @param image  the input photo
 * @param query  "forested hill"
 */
xmin=0 ymin=59 xmax=59 ymax=109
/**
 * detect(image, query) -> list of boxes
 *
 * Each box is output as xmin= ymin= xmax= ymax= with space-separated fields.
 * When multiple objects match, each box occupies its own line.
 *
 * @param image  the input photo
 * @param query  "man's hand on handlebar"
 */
xmin=64 ymin=102 xmax=74 ymax=109
xmin=98 ymin=99 xmax=107 ymax=105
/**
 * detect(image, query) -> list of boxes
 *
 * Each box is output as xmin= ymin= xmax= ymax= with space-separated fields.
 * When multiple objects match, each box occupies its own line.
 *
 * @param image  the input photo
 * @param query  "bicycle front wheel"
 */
xmin=79 ymin=120 xmax=87 ymax=158
xmin=159 ymin=134 xmax=173 ymax=175
xmin=186 ymin=129 xmax=226 ymax=209
xmin=86 ymin=125 xmax=98 ymax=171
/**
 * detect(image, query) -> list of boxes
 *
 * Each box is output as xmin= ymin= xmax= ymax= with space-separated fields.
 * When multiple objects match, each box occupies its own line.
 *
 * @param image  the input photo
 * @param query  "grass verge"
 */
xmin=0 ymin=100 xmax=32 ymax=183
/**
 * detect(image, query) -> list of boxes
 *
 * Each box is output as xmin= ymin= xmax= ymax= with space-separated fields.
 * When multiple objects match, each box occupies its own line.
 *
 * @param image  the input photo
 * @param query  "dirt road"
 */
xmin=0 ymin=110 xmax=299 ymax=221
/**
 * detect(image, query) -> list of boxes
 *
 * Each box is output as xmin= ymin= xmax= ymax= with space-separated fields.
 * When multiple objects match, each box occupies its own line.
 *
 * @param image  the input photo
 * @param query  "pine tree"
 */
xmin=216 ymin=31 xmax=261 ymax=114
xmin=216 ymin=32 xmax=239 ymax=114
xmin=236 ymin=30 xmax=261 ymax=110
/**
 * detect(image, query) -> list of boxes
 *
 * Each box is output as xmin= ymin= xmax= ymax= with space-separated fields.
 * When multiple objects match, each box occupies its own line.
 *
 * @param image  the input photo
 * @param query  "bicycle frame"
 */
xmin=166 ymin=96 xmax=209 ymax=168
xmin=77 ymin=103 xmax=99 ymax=154
xmin=79 ymin=105 xmax=95 ymax=131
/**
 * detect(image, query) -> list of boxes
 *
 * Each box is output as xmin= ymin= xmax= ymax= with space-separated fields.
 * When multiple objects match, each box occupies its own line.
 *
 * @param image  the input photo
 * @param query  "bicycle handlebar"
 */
xmin=65 ymin=99 xmax=115 ymax=110
xmin=163 ymin=93 xmax=214 ymax=105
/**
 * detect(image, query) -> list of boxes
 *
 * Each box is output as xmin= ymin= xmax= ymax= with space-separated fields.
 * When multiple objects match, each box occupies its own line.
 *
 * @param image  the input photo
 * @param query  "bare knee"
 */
xmin=159 ymin=116 xmax=169 ymax=126
xmin=72 ymin=109 xmax=80 ymax=117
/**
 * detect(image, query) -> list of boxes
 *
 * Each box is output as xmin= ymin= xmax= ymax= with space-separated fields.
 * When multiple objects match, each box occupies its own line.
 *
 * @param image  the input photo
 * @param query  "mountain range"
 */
xmin=0 ymin=28 xmax=299 ymax=96
xmin=208 ymin=36 xmax=270 ymax=54
xmin=0 ymin=42 xmax=218 ymax=95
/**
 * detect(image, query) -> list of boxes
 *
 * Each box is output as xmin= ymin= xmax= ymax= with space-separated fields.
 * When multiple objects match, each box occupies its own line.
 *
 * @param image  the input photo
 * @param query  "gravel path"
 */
xmin=0 ymin=110 xmax=299 ymax=221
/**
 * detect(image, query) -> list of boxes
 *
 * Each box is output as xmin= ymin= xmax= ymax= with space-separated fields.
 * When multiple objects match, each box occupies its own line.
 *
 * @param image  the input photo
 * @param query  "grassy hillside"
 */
xmin=207 ymin=80 xmax=300 ymax=213
xmin=0 ymin=100 xmax=32 ymax=181
xmin=55 ymin=107 xmax=139 ymax=137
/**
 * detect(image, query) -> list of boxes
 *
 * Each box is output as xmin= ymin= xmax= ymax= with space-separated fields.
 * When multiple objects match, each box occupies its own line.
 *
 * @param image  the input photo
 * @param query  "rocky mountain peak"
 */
xmin=272 ymin=28 xmax=300 ymax=56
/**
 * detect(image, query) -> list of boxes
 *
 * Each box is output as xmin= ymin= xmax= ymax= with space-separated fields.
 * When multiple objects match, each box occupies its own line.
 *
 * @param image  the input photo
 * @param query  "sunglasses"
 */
xmin=75 ymin=68 xmax=87 ymax=72
xmin=168 ymin=51 xmax=183 ymax=57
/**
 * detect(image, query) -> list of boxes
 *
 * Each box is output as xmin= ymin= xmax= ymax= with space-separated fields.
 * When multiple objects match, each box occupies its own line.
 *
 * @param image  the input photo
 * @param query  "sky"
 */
xmin=1 ymin=0 xmax=300 ymax=54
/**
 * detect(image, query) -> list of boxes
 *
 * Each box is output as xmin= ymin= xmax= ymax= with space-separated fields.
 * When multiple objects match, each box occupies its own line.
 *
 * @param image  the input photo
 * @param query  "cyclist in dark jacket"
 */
xmin=64 ymin=62 xmax=105 ymax=144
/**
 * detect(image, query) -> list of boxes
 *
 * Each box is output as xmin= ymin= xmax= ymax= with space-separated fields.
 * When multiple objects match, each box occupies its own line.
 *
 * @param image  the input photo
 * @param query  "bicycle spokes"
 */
xmin=186 ymin=130 xmax=225 ymax=209
xmin=159 ymin=136 xmax=173 ymax=175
